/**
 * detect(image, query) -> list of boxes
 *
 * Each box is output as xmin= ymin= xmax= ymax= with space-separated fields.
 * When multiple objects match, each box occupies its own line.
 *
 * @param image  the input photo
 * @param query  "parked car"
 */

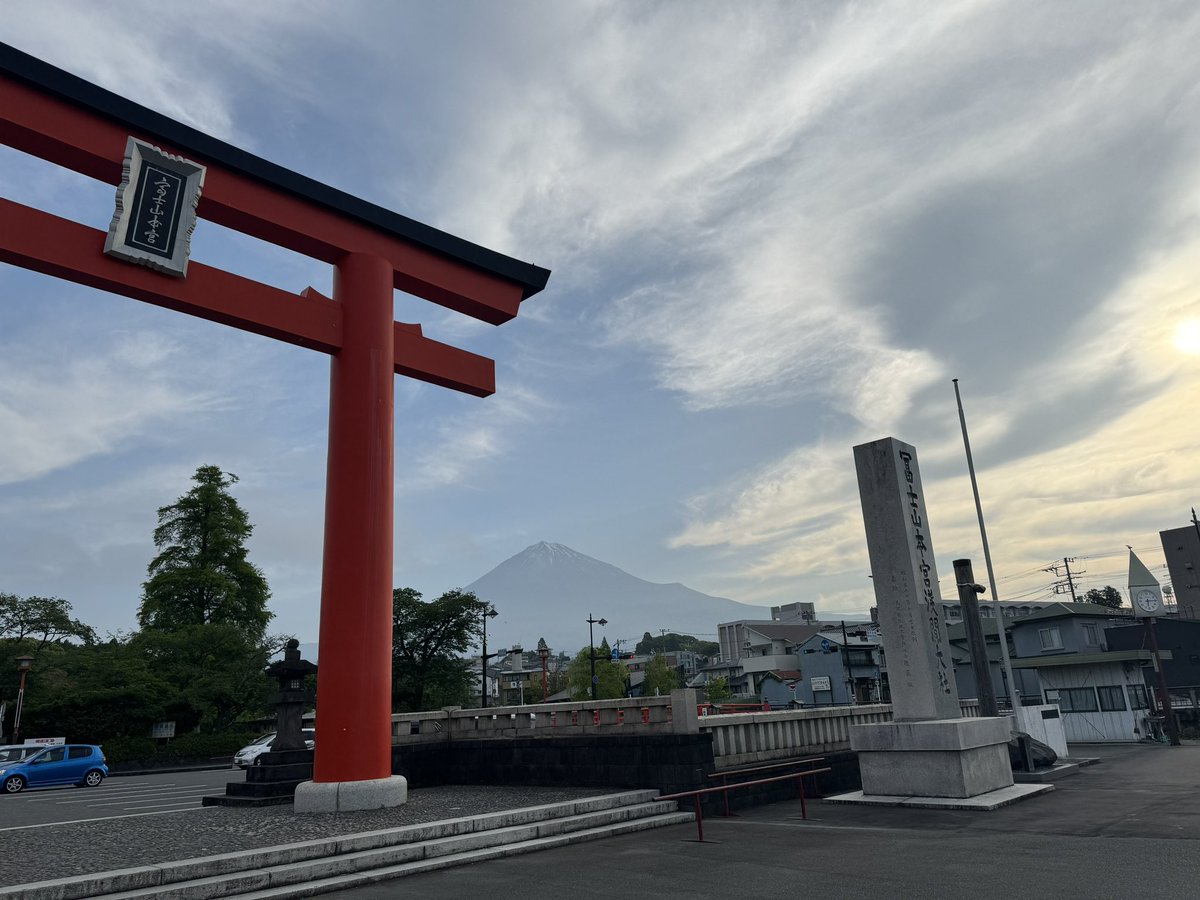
xmin=0 ymin=745 xmax=44 ymax=765
xmin=233 ymin=730 xmax=315 ymax=769
xmin=0 ymin=744 xmax=107 ymax=794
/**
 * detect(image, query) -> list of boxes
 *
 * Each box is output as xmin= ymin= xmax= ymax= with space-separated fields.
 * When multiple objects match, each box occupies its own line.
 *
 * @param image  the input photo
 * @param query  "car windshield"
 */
xmin=252 ymin=733 xmax=275 ymax=745
xmin=21 ymin=748 xmax=48 ymax=764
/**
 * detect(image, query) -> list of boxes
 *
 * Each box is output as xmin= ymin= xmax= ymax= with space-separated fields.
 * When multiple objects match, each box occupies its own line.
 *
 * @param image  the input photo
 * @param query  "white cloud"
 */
xmin=396 ymin=384 xmax=553 ymax=493
xmin=0 ymin=330 xmax=223 ymax=484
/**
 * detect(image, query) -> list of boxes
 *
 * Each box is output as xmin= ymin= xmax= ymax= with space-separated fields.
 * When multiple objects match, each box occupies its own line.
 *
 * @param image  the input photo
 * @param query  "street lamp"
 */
xmin=537 ymin=638 xmax=550 ymax=702
xmin=587 ymin=614 xmax=608 ymax=702
xmin=12 ymin=654 xmax=33 ymax=745
xmin=480 ymin=605 xmax=499 ymax=709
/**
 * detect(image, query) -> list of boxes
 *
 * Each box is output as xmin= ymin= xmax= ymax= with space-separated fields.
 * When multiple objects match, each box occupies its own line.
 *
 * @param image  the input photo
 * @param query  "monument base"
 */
xmin=293 ymin=775 xmax=408 ymax=814
xmin=851 ymin=716 xmax=1013 ymax=799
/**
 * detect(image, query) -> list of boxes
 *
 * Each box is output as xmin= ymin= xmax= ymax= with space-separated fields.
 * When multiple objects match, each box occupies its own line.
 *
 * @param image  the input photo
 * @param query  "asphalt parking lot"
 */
xmin=0 ymin=768 xmax=240 ymax=829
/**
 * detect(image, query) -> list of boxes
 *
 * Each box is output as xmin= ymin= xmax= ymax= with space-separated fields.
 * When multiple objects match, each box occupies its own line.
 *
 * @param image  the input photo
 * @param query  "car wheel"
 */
xmin=3 ymin=775 xmax=25 ymax=794
xmin=82 ymin=770 xmax=104 ymax=788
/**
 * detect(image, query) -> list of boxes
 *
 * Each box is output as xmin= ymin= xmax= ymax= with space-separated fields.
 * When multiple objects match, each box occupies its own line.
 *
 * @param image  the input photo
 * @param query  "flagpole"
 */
xmin=953 ymin=379 xmax=1021 ymax=711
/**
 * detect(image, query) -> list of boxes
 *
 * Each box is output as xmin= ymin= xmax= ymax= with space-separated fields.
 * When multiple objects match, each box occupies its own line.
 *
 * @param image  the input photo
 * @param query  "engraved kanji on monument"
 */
xmin=854 ymin=436 xmax=960 ymax=721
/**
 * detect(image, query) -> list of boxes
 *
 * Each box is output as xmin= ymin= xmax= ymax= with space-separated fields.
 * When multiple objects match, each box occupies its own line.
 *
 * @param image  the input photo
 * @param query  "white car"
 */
xmin=0 ymin=745 xmax=43 ymax=765
xmin=233 ymin=730 xmax=314 ymax=769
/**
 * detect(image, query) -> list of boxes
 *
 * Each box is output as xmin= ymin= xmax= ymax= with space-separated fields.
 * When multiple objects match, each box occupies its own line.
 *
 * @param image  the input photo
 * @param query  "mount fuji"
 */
xmin=463 ymin=542 xmax=767 ymax=653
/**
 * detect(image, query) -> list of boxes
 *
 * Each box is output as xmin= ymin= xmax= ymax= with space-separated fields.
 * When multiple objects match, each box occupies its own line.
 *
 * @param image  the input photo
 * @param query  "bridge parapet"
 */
xmin=392 ymin=690 xmax=699 ymax=743
xmin=701 ymin=700 xmax=982 ymax=768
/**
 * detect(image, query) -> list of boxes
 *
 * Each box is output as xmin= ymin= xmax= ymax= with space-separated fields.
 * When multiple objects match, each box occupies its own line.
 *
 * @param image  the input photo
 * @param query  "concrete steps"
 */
xmin=3 ymin=790 xmax=692 ymax=900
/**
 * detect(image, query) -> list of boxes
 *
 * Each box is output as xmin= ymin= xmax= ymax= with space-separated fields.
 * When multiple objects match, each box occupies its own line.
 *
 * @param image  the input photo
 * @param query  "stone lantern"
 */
xmin=265 ymin=639 xmax=317 ymax=752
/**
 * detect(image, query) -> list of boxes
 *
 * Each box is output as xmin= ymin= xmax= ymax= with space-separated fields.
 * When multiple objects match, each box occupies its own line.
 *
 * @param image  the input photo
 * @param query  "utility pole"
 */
xmin=1046 ymin=557 xmax=1082 ymax=601
xmin=840 ymin=620 xmax=856 ymax=705
xmin=952 ymin=379 xmax=1021 ymax=710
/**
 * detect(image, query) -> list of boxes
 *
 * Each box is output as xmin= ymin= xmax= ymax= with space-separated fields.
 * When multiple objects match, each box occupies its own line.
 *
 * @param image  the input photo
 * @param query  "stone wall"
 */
xmin=393 ymin=733 xmax=715 ymax=797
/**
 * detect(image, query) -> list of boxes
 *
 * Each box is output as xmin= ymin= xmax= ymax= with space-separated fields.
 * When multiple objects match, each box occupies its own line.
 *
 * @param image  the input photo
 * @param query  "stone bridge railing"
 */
xmin=392 ymin=691 xmax=981 ymax=769
xmin=391 ymin=692 xmax=695 ymax=744
xmin=700 ymin=699 xmax=982 ymax=768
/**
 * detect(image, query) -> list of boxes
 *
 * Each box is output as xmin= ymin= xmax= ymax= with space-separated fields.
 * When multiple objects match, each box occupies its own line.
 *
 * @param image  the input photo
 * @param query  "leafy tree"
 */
xmin=0 ymin=593 xmax=96 ymax=649
xmin=634 ymin=630 xmax=719 ymax=658
xmin=642 ymin=652 xmax=680 ymax=697
xmin=18 ymin=636 xmax=173 ymax=741
xmin=392 ymin=588 xmax=488 ymax=712
xmin=134 ymin=624 xmax=280 ymax=733
xmin=565 ymin=646 xmax=627 ymax=700
xmin=1083 ymin=586 xmax=1123 ymax=609
xmin=138 ymin=466 xmax=272 ymax=641
xmin=705 ymin=675 xmax=732 ymax=703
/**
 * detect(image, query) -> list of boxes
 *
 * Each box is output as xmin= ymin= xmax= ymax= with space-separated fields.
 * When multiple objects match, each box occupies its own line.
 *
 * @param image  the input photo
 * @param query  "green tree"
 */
xmin=0 ymin=593 xmax=96 ymax=650
xmin=1083 ymin=586 xmax=1124 ymax=609
xmin=19 ymin=636 xmax=173 ymax=741
xmin=138 ymin=466 xmax=272 ymax=641
xmin=135 ymin=624 xmax=280 ymax=733
xmin=565 ymin=646 xmax=627 ymax=700
xmin=391 ymin=588 xmax=488 ymax=712
xmin=634 ymin=630 xmax=718 ymax=658
xmin=705 ymin=675 xmax=731 ymax=703
xmin=642 ymin=652 xmax=680 ymax=697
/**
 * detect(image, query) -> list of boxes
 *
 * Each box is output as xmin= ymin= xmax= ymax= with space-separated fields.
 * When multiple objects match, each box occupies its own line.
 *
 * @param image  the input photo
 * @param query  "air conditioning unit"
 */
xmin=509 ymin=680 xmax=520 ymax=688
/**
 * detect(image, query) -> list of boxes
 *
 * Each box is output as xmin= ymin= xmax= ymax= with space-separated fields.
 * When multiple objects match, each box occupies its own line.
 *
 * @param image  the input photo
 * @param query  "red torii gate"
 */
xmin=0 ymin=43 xmax=549 ymax=808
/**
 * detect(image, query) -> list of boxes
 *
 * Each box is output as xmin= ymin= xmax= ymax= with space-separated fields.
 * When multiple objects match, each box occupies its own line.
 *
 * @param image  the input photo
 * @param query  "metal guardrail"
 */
xmin=659 ymin=763 xmax=832 ymax=842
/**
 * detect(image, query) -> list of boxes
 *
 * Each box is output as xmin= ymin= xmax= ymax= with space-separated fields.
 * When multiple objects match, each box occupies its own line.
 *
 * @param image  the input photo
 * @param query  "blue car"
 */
xmin=0 ymin=744 xmax=108 ymax=794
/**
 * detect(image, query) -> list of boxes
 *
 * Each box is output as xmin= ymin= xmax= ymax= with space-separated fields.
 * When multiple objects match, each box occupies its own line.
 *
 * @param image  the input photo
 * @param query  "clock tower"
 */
xmin=1128 ymin=550 xmax=1165 ymax=617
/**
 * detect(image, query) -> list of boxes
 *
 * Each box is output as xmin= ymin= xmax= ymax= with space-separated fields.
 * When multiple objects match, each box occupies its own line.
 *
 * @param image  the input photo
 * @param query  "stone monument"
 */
xmin=843 ymin=437 xmax=1021 ymax=804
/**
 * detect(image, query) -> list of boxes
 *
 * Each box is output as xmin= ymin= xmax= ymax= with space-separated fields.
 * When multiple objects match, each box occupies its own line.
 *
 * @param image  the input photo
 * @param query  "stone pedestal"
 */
xmin=202 ymin=748 xmax=314 ymax=807
xmin=851 ymin=717 xmax=1013 ymax=798
xmin=294 ymin=774 xmax=408 ymax=814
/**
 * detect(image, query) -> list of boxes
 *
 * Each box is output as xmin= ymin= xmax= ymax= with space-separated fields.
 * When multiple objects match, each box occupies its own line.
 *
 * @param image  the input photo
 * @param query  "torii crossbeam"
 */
xmin=0 ymin=43 xmax=549 ymax=810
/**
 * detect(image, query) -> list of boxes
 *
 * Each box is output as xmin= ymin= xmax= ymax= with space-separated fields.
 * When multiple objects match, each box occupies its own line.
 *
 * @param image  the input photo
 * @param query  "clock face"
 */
xmin=1135 ymin=589 xmax=1160 ymax=612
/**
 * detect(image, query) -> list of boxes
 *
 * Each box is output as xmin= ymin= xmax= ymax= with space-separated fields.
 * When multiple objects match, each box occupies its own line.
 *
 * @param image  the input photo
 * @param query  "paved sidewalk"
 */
xmin=0 ymin=785 xmax=600 ymax=887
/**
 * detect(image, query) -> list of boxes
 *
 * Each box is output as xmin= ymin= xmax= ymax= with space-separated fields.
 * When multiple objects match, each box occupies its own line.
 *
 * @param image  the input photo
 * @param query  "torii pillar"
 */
xmin=0 ymin=43 xmax=550 ymax=812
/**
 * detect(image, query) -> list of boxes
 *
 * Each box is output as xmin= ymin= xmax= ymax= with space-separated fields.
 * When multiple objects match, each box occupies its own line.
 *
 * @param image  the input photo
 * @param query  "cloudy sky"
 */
xmin=2 ymin=0 xmax=1198 ymax=646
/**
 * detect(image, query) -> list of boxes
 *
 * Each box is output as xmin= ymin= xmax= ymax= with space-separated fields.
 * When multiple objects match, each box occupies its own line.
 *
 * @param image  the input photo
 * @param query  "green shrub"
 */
xmin=101 ymin=730 xmax=258 ymax=765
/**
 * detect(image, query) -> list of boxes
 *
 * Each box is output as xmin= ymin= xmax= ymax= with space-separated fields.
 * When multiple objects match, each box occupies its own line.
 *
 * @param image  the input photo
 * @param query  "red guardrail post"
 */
xmin=694 ymin=794 xmax=704 ymax=842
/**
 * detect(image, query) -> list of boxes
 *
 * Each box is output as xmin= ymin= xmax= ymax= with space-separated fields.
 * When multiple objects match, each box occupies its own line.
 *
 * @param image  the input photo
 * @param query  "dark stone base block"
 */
xmin=202 ymin=748 xmax=314 ymax=807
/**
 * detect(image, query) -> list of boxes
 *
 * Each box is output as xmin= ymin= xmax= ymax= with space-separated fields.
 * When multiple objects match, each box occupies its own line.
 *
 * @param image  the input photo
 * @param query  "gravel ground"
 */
xmin=0 ymin=785 xmax=605 ymax=887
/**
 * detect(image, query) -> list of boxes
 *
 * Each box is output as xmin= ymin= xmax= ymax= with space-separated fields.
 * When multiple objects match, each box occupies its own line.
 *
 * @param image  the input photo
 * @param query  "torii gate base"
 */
xmin=0 ymin=44 xmax=549 ymax=814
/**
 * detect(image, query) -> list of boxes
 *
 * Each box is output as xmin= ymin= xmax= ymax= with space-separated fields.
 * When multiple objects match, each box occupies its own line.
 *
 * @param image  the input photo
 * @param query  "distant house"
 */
xmin=791 ymin=631 xmax=884 ymax=707
xmin=713 ymin=620 xmax=823 ymax=696
xmin=940 ymin=599 xmax=1053 ymax=623
xmin=1007 ymin=603 xmax=1163 ymax=743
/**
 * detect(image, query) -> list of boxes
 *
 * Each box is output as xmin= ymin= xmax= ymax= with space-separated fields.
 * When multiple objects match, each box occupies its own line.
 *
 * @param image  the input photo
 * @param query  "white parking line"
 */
xmin=52 ymin=787 xmax=216 ymax=806
xmin=0 ymin=806 xmax=214 ymax=832
xmin=118 ymin=800 xmax=207 ymax=810
xmin=17 ymin=784 xmax=185 ymax=802
xmin=86 ymin=792 xmax=211 ymax=808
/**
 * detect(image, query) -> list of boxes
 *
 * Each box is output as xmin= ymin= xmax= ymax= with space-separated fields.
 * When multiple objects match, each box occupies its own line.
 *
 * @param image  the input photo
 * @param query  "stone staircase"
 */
xmin=2 ymin=790 xmax=690 ymax=900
